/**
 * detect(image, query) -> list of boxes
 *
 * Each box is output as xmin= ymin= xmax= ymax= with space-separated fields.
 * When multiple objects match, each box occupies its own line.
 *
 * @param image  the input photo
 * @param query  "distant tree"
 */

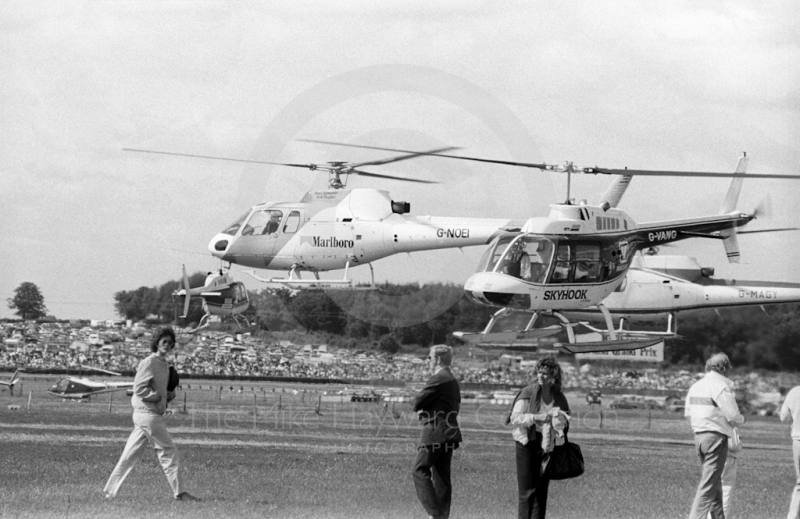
xmin=8 ymin=282 xmax=48 ymax=320
xmin=378 ymin=334 xmax=400 ymax=354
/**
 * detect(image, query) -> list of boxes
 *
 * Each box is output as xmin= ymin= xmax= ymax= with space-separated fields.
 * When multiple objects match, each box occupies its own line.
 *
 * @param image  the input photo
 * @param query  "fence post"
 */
xmin=27 ymin=390 xmax=32 ymax=410
xmin=315 ymin=395 xmax=322 ymax=416
xmin=600 ymin=409 xmax=604 ymax=429
xmin=647 ymin=407 xmax=652 ymax=429
xmin=183 ymin=392 xmax=187 ymax=414
xmin=253 ymin=393 xmax=258 ymax=430
xmin=108 ymin=393 xmax=113 ymax=412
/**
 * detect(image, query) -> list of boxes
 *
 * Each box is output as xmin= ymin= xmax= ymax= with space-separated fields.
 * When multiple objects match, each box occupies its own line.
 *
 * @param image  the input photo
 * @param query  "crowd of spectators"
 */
xmin=1 ymin=320 xmax=795 ymax=397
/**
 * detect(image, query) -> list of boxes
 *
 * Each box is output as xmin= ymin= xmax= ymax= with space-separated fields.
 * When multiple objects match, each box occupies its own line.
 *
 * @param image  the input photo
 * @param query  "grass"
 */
xmin=0 ymin=375 xmax=795 ymax=518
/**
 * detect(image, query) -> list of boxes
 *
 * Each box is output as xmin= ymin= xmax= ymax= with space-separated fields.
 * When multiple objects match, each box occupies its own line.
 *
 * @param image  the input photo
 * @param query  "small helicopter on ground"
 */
xmin=48 ymin=366 xmax=133 ymax=401
xmin=173 ymin=266 xmax=252 ymax=330
xmin=0 ymin=369 xmax=22 ymax=396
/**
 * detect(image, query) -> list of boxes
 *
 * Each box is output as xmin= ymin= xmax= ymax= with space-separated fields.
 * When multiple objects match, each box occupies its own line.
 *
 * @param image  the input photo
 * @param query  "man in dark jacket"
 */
xmin=412 ymin=344 xmax=462 ymax=519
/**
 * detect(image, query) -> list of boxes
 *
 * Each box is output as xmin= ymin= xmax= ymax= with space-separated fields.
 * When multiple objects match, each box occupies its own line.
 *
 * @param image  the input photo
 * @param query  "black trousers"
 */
xmin=412 ymin=443 xmax=457 ymax=518
xmin=516 ymin=441 xmax=550 ymax=519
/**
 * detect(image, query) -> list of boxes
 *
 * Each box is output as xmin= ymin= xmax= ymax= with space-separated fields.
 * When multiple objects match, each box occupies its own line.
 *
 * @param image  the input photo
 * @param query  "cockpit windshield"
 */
xmin=476 ymin=235 xmax=517 ymax=273
xmin=221 ymin=211 xmax=250 ymax=236
xmin=478 ymin=235 xmax=555 ymax=284
xmin=241 ymin=210 xmax=283 ymax=236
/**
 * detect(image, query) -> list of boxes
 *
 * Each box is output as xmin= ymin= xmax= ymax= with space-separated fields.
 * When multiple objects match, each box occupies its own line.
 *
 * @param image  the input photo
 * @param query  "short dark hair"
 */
xmin=536 ymin=355 xmax=563 ymax=392
xmin=150 ymin=326 xmax=176 ymax=352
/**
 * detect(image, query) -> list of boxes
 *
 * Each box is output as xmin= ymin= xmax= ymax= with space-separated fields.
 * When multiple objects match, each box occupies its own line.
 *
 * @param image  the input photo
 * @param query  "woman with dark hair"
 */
xmin=509 ymin=355 xmax=570 ymax=519
xmin=104 ymin=326 xmax=200 ymax=501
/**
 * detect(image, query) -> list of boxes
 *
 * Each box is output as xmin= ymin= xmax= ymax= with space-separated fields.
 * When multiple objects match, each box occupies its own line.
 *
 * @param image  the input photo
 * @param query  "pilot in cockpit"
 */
xmin=263 ymin=214 xmax=281 ymax=235
xmin=503 ymin=241 xmax=530 ymax=279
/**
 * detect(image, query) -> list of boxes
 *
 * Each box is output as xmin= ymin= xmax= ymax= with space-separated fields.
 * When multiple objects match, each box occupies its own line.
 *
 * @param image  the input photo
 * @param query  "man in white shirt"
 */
xmin=780 ymin=385 xmax=800 ymax=518
xmin=685 ymin=352 xmax=745 ymax=519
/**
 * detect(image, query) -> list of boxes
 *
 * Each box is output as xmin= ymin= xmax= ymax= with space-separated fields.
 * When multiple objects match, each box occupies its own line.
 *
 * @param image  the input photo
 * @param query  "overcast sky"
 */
xmin=1 ymin=1 xmax=798 ymax=321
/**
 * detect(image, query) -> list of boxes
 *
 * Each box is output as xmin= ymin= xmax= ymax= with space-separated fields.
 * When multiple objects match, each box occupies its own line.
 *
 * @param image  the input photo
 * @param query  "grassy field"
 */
xmin=0 ymin=375 xmax=795 ymax=519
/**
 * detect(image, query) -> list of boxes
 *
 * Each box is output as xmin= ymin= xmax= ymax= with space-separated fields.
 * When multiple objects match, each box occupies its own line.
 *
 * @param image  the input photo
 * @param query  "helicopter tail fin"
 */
xmin=720 ymin=154 xmax=749 ymax=213
xmin=596 ymin=174 xmax=633 ymax=209
xmin=718 ymin=154 xmax=749 ymax=263
xmin=180 ymin=265 xmax=191 ymax=318
xmin=722 ymin=233 xmax=741 ymax=263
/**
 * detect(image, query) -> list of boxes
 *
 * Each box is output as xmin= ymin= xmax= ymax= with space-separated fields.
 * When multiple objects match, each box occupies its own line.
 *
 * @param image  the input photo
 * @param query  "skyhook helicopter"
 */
xmin=173 ymin=266 xmax=252 ymax=330
xmin=450 ymin=154 xmax=799 ymax=353
xmin=48 ymin=366 xmax=133 ymax=400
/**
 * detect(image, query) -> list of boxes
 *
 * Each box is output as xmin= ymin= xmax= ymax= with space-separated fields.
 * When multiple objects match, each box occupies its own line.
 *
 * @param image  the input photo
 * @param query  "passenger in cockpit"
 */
xmin=525 ymin=253 xmax=548 ymax=283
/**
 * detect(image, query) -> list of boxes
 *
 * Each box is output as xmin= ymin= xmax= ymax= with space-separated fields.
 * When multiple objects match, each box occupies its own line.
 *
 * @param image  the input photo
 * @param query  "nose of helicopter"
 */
xmin=208 ymin=233 xmax=231 ymax=259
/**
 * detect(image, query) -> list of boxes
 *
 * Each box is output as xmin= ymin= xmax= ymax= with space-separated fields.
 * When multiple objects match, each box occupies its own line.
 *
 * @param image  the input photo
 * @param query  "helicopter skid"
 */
xmin=555 ymin=337 xmax=663 ymax=354
xmin=275 ymin=278 xmax=379 ymax=291
xmin=453 ymin=326 xmax=561 ymax=344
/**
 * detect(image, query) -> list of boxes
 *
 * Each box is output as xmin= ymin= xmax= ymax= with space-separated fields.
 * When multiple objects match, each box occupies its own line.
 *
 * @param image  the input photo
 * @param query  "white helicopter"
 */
xmin=126 ymin=145 xmax=523 ymax=289
xmin=564 ymin=253 xmax=800 ymax=325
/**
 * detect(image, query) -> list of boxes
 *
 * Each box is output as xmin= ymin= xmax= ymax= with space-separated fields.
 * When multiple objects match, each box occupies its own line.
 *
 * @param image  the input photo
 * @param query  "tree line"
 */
xmin=106 ymin=272 xmax=800 ymax=368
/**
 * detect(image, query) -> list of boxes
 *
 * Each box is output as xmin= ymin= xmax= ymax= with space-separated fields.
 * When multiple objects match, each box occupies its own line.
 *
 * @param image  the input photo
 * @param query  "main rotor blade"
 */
xmin=300 ymin=141 xmax=800 ymax=180
xmin=350 ymin=169 xmax=438 ymax=184
xmin=351 ymin=146 xmax=461 ymax=168
xmin=593 ymin=168 xmax=800 ymax=180
xmin=123 ymin=148 xmax=315 ymax=169
xmin=738 ymin=227 xmax=799 ymax=234
xmin=299 ymin=139 xmax=551 ymax=170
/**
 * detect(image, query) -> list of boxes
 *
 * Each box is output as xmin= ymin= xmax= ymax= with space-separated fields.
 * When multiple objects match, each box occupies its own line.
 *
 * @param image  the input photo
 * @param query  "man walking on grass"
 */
xmin=412 ymin=345 xmax=462 ymax=519
xmin=685 ymin=352 xmax=745 ymax=519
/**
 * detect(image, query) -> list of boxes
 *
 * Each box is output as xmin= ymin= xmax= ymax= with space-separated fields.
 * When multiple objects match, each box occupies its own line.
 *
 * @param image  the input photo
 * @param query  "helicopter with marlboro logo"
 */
xmin=303 ymin=143 xmax=798 ymax=353
xmin=125 ymin=144 xmax=522 ymax=289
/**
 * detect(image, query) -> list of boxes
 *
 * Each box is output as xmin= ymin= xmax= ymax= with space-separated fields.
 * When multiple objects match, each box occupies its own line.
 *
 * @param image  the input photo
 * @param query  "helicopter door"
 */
xmin=237 ymin=209 xmax=284 ymax=267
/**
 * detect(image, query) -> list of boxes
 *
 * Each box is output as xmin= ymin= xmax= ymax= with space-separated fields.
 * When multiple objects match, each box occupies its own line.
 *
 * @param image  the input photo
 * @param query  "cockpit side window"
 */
xmin=574 ymin=244 xmax=601 ymax=282
xmin=551 ymin=244 xmax=571 ymax=283
xmin=241 ymin=210 xmax=283 ymax=236
xmin=549 ymin=242 xmax=602 ymax=284
xmin=283 ymin=211 xmax=301 ymax=234
xmin=221 ymin=211 xmax=250 ymax=236
xmin=479 ymin=235 xmax=516 ymax=273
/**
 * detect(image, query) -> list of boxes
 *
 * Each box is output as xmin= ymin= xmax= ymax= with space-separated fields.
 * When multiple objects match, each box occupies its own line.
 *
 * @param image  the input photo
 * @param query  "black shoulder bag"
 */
xmin=540 ymin=432 xmax=584 ymax=480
